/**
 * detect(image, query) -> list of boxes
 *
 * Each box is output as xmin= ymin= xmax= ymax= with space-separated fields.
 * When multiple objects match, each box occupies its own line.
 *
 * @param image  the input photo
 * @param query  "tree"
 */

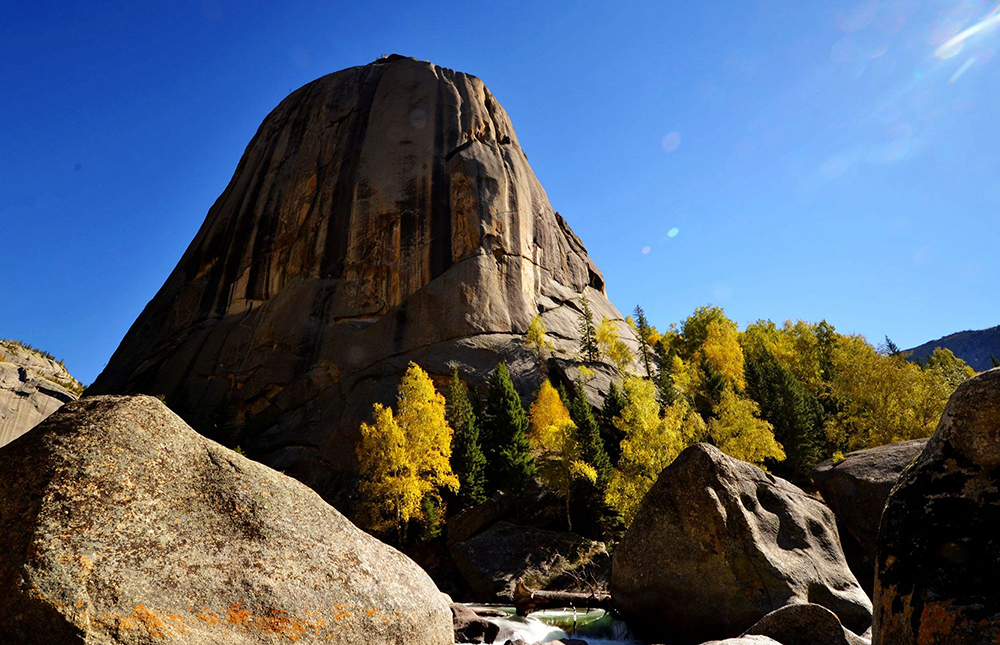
xmin=482 ymin=362 xmax=535 ymax=497
xmin=744 ymin=348 xmax=824 ymax=481
xmin=991 ymin=355 xmax=1000 ymax=368
xmin=445 ymin=369 xmax=487 ymax=510
xmin=597 ymin=317 xmax=633 ymax=372
xmin=568 ymin=381 xmax=611 ymax=487
xmin=356 ymin=363 xmax=458 ymax=542
xmin=578 ymin=295 xmax=599 ymax=362
xmin=922 ymin=347 xmax=976 ymax=388
xmin=633 ymin=305 xmax=655 ymax=379
xmin=707 ymin=387 xmax=785 ymax=467
xmin=882 ymin=336 xmax=902 ymax=357
xmin=600 ymin=381 xmax=627 ymax=467
xmin=605 ymin=377 xmax=692 ymax=525
xmin=525 ymin=314 xmax=553 ymax=372
xmin=528 ymin=381 xmax=596 ymax=530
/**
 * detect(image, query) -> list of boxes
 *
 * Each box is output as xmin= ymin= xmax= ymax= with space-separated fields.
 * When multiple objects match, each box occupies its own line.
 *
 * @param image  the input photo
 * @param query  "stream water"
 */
xmin=464 ymin=606 xmax=640 ymax=645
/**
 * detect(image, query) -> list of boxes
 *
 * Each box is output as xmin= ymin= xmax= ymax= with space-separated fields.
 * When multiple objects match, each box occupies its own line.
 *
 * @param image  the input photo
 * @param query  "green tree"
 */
xmin=356 ymin=363 xmax=458 ymax=542
xmin=744 ymin=348 xmax=824 ymax=481
xmin=568 ymin=381 xmax=611 ymax=486
xmin=633 ymin=305 xmax=655 ymax=379
xmin=445 ymin=369 xmax=487 ymax=510
xmin=482 ymin=362 xmax=535 ymax=497
xmin=600 ymin=381 xmax=627 ymax=467
xmin=578 ymin=294 xmax=599 ymax=362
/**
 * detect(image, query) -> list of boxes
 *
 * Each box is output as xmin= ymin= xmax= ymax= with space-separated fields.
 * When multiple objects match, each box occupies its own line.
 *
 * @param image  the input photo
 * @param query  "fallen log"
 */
xmin=513 ymin=580 xmax=612 ymax=615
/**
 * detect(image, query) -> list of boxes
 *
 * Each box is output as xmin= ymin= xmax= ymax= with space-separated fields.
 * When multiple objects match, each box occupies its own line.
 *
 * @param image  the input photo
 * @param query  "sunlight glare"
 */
xmin=949 ymin=56 xmax=978 ymax=82
xmin=934 ymin=6 xmax=1000 ymax=59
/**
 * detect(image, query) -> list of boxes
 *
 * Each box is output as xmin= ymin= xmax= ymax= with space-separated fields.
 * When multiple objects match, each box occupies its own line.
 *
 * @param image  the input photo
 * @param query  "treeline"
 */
xmin=353 ymin=302 xmax=976 ymax=542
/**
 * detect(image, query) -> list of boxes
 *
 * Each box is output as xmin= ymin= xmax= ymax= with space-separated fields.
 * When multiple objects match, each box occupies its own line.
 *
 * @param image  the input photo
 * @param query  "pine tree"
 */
xmin=568 ymin=381 xmax=611 ymax=486
xmin=633 ymin=305 xmax=654 ymax=379
xmin=445 ymin=369 xmax=487 ymax=510
xmin=992 ymin=355 xmax=1000 ymax=368
xmin=578 ymin=294 xmax=599 ymax=362
xmin=482 ymin=362 xmax=535 ymax=497
xmin=600 ymin=381 xmax=627 ymax=467
xmin=744 ymin=349 xmax=823 ymax=481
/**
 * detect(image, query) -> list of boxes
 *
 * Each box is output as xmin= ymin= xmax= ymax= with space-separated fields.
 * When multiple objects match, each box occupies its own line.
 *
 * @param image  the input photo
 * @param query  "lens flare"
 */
xmin=667 ymin=228 xmax=679 ymax=238
xmin=641 ymin=246 xmax=651 ymax=255
xmin=949 ymin=56 xmax=978 ymax=82
xmin=935 ymin=9 xmax=1000 ymax=59
xmin=661 ymin=132 xmax=681 ymax=153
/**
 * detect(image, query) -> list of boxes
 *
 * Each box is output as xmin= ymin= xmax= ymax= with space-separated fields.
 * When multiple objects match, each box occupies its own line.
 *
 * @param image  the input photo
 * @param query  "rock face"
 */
xmin=873 ymin=368 xmax=1000 ymax=645
xmin=813 ymin=439 xmax=927 ymax=593
xmin=611 ymin=443 xmax=872 ymax=644
xmin=742 ymin=604 xmax=870 ymax=645
xmin=450 ymin=521 xmax=609 ymax=602
xmin=86 ymin=55 xmax=629 ymax=508
xmin=0 ymin=339 xmax=82 ymax=448
xmin=0 ymin=395 xmax=452 ymax=645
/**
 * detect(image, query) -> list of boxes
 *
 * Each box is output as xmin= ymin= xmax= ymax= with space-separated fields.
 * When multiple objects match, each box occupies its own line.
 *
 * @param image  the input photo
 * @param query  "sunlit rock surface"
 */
xmin=86 ymin=55 xmax=629 ymax=508
xmin=0 ymin=395 xmax=452 ymax=645
xmin=0 ymin=339 xmax=81 ymax=448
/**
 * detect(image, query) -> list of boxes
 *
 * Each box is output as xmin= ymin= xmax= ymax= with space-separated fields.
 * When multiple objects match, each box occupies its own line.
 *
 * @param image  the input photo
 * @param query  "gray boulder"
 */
xmin=84 ymin=55 xmax=634 ymax=510
xmin=813 ymin=439 xmax=927 ymax=593
xmin=451 ymin=521 xmax=609 ymax=602
xmin=451 ymin=603 xmax=500 ymax=644
xmin=874 ymin=368 xmax=1000 ymax=645
xmin=611 ymin=443 xmax=872 ymax=643
xmin=743 ymin=603 xmax=870 ymax=645
xmin=0 ymin=395 xmax=452 ymax=645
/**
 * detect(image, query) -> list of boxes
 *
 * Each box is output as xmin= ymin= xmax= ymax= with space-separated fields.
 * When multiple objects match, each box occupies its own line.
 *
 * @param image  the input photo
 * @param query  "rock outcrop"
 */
xmin=813 ymin=439 xmax=927 ymax=593
xmin=873 ymin=368 xmax=1000 ymax=645
xmin=611 ymin=443 xmax=872 ymax=643
xmin=0 ymin=395 xmax=452 ymax=645
xmin=0 ymin=339 xmax=82 ymax=448
xmin=451 ymin=603 xmax=500 ymax=644
xmin=86 ymin=55 xmax=630 ymax=508
xmin=742 ymin=604 xmax=870 ymax=645
xmin=450 ymin=521 xmax=609 ymax=602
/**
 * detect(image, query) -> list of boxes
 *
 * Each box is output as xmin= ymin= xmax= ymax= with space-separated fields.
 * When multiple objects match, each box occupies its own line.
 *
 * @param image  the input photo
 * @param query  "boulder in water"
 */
xmin=873 ymin=368 xmax=1000 ymax=645
xmin=0 ymin=395 xmax=452 ymax=645
xmin=611 ymin=443 xmax=872 ymax=643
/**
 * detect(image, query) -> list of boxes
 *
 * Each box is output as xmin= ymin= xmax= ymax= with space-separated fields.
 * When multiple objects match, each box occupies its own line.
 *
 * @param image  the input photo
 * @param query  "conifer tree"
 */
xmin=482 ymin=362 xmax=535 ymax=496
xmin=992 ymin=355 xmax=1000 ymax=368
xmin=568 ymin=381 xmax=611 ymax=486
xmin=445 ymin=369 xmax=487 ymax=510
xmin=633 ymin=305 xmax=655 ymax=379
xmin=578 ymin=295 xmax=599 ymax=362
xmin=600 ymin=381 xmax=627 ymax=467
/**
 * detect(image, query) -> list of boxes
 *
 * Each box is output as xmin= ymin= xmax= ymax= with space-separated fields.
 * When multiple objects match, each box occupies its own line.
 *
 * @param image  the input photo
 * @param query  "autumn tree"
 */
xmin=707 ymin=387 xmax=785 ymax=466
xmin=482 ymin=362 xmax=535 ymax=497
xmin=597 ymin=317 xmax=633 ymax=373
xmin=528 ymin=381 xmax=596 ymax=530
xmin=525 ymin=314 xmax=554 ymax=372
xmin=356 ymin=362 xmax=458 ymax=542
xmin=578 ymin=294 xmax=599 ymax=362
xmin=633 ymin=305 xmax=655 ymax=379
xmin=922 ymin=347 xmax=975 ymax=388
xmin=445 ymin=369 xmax=487 ymax=510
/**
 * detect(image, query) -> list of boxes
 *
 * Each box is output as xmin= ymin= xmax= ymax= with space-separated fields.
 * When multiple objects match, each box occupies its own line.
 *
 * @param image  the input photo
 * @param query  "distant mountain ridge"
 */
xmin=906 ymin=325 xmax=1000 ymax=372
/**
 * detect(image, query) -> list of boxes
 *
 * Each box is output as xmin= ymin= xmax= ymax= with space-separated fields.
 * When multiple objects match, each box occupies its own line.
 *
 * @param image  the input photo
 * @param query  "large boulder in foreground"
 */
xmin=85 ymin=54 xmax=631 ymax=509
xmin=874 ymin=368 xmax=1000 ymax=644
xmin=0 ymin=339 xmax=82 ymax=448
xmin=0 ymin=395 xmax=452 ymax=645
xmin=813 ymin=439 xmax=927 ymax=593
xmin=450 ymin=521 xmax=609 ymax=602
xmin=742 ymin=603 xmax=870 ymax=645
xmin=611 ymin=443 xmax=872 ymax=643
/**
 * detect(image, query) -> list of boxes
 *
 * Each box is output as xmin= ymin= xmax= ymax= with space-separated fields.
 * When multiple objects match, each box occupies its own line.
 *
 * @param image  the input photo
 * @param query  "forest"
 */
xmin=353 ymin=302 xmax=976 ymax=545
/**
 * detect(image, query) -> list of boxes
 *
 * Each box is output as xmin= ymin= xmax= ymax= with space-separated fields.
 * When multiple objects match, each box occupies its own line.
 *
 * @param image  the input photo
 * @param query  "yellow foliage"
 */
xmin=707 ymin=387 xmax=785 ymax=466
xmin=597 ymin=317 xmax=633 ymax=373
xmin=696 ymin=319 xmax=746 ymax=390
xmin=355 ymin=363 xmax=457 ymax=538
xmin=529 ymin=381 xmax=572 ymax=439
xmin=525 ymin=314 xmax=553 ymax=365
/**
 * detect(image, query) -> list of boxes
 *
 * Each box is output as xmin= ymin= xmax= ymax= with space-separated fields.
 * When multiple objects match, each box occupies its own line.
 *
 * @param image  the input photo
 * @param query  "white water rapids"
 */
xmin=462 ymin=606 xmax=637 ymax=645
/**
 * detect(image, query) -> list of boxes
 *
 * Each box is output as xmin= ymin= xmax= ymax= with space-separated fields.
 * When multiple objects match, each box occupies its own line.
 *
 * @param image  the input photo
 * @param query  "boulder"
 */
xmin=0 ymin=339 xmax=82 ymax=448
xmin=0 ymin=395 xmax=452 ymax=645
xmin=742 ymin=604 xmax=870 ymax=645
xmin=84 ymin=55 xmax=634 ymax=510
xmin=696 ymin=637 xmax=782 ymax=645
xmin=813 ymin=439 xmax=927 ymax=593
xmin=451 ymin=521 xmax=609 ymax=602
xmin=451 ymin=602 xmax=500 ymax=644
xmin=611 ymin=443 xmax=872 ymax=643
xmin=873 ymin=368 xmax=1000 ymax=644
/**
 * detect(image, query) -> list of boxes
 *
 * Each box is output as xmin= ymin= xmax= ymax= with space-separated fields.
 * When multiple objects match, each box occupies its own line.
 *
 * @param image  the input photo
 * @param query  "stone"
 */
xmin=450 ymin=521 xmax=609 ymax=602
xmin=696 ymin=637 xmax=782 ymax=645
xmin=0 ymin=339 xmax=82 ymax=447
xmin=0 ymin=395 xmax=452 ymax=645
xmin=85 ymin=55 xmax=633 ymax=510
xmin=451 ymin=602 xmax=500 ymax=644
xmin=873 ymin=368 xmax=1000 ymax=645
xmin=813 ymin=439 xmax=927 ymax=593
xmin=611 ymin=443 xmax=872 ymax=643
xmin=446 ymin=491 xmax=515 ymax=544
xmin=743 ymin=603 xmax=870 ymax=645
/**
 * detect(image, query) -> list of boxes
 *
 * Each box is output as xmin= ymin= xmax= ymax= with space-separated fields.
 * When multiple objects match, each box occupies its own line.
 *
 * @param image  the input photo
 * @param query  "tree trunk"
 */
xmin=513 ymin=580 xmax=612 ymax=616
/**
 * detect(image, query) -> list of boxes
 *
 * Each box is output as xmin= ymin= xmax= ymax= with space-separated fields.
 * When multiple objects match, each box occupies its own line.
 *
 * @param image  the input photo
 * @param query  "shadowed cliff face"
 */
xmin=88 ymin=55 xmax=627 ymax=509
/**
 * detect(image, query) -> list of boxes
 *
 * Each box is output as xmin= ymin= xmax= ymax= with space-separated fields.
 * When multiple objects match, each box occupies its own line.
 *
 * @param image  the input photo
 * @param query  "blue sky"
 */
xmin=3 ymin=1 xmax=998 ymax=385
